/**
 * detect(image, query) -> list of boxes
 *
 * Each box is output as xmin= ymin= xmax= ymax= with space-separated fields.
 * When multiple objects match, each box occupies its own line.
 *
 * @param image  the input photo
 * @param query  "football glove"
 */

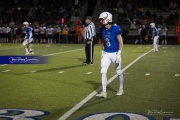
xmin=116 ymin=50 xmax=121 ymax=63
xmin=101 ymin=51 xmax=104 ymax=58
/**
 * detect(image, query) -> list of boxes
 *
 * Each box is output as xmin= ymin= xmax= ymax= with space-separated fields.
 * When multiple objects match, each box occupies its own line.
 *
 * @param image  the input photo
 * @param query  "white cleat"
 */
xmin=96 ymin=92 xmax=107 ymax=98
xmin=25 ymin=52 xmax=29 ymax=55
xmin=116 ymin=89 xmax=124 ymax=96
xmin=29 ymin=51 xmax=34 ymax=55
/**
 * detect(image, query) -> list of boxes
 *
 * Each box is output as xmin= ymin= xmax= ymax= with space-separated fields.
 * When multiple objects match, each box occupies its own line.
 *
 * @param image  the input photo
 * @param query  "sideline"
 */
xmin=58 ymin=49 xmax=153 ymax=120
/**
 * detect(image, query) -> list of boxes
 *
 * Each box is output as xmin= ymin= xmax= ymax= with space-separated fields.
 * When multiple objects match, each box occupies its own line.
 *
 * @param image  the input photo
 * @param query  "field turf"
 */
xmin=0 ymin=43 xmax=179 ymax=120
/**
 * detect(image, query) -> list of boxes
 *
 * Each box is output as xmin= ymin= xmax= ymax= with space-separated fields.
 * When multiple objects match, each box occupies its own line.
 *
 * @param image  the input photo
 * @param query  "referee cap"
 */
xmin=86 ymin=16 xmax=92 ymax=20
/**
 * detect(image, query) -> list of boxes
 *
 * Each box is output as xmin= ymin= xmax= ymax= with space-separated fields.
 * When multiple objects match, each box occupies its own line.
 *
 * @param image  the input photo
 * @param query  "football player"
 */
xmin=150 ymin=23 xmax=159 ymax=52
xmin=96 ymin=12 xmax=124 ymax=98
xmin=22 ymin=22 xmax=34 ymax=55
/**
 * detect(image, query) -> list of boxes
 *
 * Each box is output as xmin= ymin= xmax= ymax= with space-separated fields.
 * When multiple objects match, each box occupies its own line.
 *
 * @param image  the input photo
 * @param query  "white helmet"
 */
xmin=150 ymin=23 xmax=155 ymax=28
xmin=23 ymin=21 xmax=29 ymax=25
xmin=98 ymin=12 xmax=112 ymax=25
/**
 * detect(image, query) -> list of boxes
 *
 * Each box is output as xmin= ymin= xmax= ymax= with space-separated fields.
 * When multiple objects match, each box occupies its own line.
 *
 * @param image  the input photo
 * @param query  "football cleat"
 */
xmin=116 ymin=89 xmax=124 ymax=96
xmin=96 ymin=92 xmax=107 ymax=98
xmin=25 ymin=52 xmax=29 ymax=55
xmin=82 ymin=61 xmax=87 ymax=65
xmin=29 ymin=51 xmax=34 ymax=55
xmin=85 ymin=62 xmax=93 ymax=65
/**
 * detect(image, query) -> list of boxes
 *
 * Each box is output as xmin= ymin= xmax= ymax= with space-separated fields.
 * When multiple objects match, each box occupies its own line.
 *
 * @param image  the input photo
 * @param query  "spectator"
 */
xmin=161 ymin=26 xmax=168 ymax=44
xmin=135 ymin=25 xmax=142 ymax=44
xmin=13 ymin=25 xmax=17 ymax=43
xmin=15 ymin=25 xmax=22 ymax=43
xmin=122 ymin=26 xmax=129 ymax=44
xmin=33 ymin=25 xmax=40 ymax=43
xmin=141 ymin=25 xmax=147 ymax=44
xmin=80 ymin=25 xmax=85 ymax=44
xmin=169 ymin=0 xmax=178 ymax=10
xmin=39 ymin=24 xmax=46 ymax=43
xmin=53 ymin=25 xmax=61 ymax=43
xmin=46 ymin=25 xmax=54 ymax=44
xmin=76 ymin=20 xmax=82 ymax=44
xmin=61 ymin=24 xmax=69 ymax=43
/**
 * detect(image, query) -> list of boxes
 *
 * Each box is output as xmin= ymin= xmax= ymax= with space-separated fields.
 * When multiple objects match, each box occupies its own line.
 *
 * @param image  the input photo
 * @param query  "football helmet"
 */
xmin=150 ymin=23 xmax=155 ymax=28
xmin=23 ymin=21 xmax=29 ymax=25
xmin=98 ymin=12 xmax=112 ymax=25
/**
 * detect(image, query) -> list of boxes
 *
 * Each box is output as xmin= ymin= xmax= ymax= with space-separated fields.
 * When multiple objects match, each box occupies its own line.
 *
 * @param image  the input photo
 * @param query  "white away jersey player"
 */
xmin=99 ymin=24 xmax=122 ymax=53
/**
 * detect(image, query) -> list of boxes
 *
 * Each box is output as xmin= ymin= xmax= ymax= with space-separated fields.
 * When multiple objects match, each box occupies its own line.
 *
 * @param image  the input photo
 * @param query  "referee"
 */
xmin=83 ymin=16 xmax=96 ymax=65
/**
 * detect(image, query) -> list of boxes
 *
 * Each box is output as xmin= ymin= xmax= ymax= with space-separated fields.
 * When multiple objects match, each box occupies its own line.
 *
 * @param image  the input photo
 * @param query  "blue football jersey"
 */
xmin=99 ymin=25 xmax=122 ymax=53
xmin=151 ymin=27 xmax=158 ymax=37
xmin=25 ymin=27 xmax=33 ymax=39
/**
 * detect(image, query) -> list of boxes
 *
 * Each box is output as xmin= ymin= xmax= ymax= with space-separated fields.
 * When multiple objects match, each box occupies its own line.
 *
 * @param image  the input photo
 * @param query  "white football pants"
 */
xmin=101 ymin=52 xmax=123 ymax=92
xmin=22 ymin=38 xmax=33 ymax=46
xmin=153 ymin=36 xmax=159 ymax=52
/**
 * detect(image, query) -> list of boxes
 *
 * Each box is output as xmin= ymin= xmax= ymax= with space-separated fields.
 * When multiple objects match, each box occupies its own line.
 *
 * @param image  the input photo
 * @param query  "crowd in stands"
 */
xmin=0 ymin=0 xmax=179 ymax=44
xmin=101 ymin=0 xmax=179 ymax=28
xmin=99 ymin=0 xmax=179 ymax=44
xmin=0 ymin=0 xmax=86 ymax=43
xmin=0 ymin=0 xmax=85 ymax=26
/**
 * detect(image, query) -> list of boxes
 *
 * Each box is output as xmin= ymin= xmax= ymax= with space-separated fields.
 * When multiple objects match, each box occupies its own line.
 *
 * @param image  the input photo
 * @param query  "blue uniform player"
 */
xmin=96 ymin=12 xmax=124 ymax=98
xmin=22 ymin=22 xmax=34 ymax=55
xmin=150 ymin=23 xmax=159 ymax=52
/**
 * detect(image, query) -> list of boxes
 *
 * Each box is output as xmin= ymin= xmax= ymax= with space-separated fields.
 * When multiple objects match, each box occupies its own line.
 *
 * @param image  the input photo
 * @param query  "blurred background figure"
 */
xmin=53 ymin=25 xmax=61 ymax=44
xmin=76 ymin=20 xmax=82 ymax=44
xmin=135 ymin=25 xmax=142 ymax=44
xmin=161 ymin=26 xmax=168 ymax=45
xmin=46 ymin=25 xmax=54 ymax=44
xmin=33 ymin=25 xmax=40 ymax=43
xmin=80 ymin=25 xmax=85 ymax=44
xmin=141 ymin=25 xmax=147 ymax=44
xmin=61 ymin=24 xmax=69 ymax=43
xmin=39 ymin=24 xmax=46 ymax=43
xmin=122 ymin=26 xmax=129 ymax=44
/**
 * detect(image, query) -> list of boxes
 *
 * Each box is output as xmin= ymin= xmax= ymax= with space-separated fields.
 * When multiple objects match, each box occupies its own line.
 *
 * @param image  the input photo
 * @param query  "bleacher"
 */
xmin=90 ymin=0 xmax=180 ymax=44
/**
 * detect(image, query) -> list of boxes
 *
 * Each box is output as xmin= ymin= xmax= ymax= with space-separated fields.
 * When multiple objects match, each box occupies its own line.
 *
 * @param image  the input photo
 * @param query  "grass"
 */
xmin=0 ymin=43 xmax=179 ymax=120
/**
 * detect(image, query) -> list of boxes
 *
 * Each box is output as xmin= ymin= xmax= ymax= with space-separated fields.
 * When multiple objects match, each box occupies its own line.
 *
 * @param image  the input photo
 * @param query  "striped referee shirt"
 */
xmin=84 ymin=22 xmax=96 ymax=41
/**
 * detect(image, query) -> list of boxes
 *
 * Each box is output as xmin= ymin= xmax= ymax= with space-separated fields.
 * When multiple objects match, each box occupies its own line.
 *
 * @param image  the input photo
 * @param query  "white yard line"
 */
xmin=175 ymin=74 xmax=179 ymax=77
xmin=31 ymin=70 xmax=37 ymax=73
xmin=42 ymin=48 xmax=84 ymax=56
xmin=58 ymin=71 xmax=64 ymax=74
xmin=86 ymin=72 xmax=92 ymax=74
xmin=2 ymin=70 xmax=10 ymax=72
xmin=0 ymin=44 xmax=43 ymax=51
xmin=145 ymin=73 xmax=150 ymax=76
xmin=0 ymin=47 xmax=22 ymax=51
xmin=0 ymin=64 xmax=8 ymax=66
xmin=57 ymin=49 xmax=153 ymax=120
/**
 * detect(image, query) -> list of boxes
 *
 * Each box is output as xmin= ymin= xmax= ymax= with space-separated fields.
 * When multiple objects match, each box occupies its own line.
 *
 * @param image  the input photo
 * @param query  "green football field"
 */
xmin=0 ymin=43 xmax=179 ymax=120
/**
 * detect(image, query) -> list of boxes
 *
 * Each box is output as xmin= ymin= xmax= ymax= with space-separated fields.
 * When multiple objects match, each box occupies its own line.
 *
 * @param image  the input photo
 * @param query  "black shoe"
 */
xmin=86 ymin=62 xmax=93 ymax=65
xmin=82 ymin=61 xmax=87 ymax=65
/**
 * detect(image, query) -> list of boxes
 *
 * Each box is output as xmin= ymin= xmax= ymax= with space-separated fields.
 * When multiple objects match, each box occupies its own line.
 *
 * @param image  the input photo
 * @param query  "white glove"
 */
xmin=101 ymin=51 xmax=104 ymax=58
xmin=116 ymin=50 xmax=121 ymax=63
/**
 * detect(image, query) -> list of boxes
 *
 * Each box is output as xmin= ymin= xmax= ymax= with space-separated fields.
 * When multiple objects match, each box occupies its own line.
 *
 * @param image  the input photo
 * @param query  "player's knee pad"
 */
xmin=22 ymin=40 xmax=25 ymax=45
xmin=116 ymin=69 xmax=122 ymax=76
